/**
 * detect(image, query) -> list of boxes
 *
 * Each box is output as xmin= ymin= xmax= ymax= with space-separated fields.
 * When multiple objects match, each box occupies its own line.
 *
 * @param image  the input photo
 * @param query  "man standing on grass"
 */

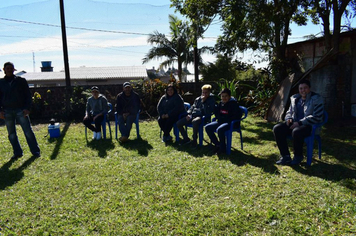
xmin=273 ymin=79 xmax=324 ymax=165
xmin=0 ymin=62 xmax=40 ymax=159
xmin=116 ymin=82 xmax=140 ymax=143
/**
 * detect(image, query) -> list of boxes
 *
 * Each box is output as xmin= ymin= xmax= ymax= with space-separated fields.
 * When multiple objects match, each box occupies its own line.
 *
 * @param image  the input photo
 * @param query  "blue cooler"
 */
xmin=48 ymin=123 xmax=60 ymax=138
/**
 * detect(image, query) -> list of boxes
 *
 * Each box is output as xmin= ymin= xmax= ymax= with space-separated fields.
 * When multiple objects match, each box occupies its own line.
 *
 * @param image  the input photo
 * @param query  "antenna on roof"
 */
xmin=33 ymin=52 xmax=35 ymax=72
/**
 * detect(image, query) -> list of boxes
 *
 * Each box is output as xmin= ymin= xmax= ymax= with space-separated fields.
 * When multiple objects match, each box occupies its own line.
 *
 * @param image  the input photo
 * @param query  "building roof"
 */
xmin=19 ymin=66 xmax=148 ymax=81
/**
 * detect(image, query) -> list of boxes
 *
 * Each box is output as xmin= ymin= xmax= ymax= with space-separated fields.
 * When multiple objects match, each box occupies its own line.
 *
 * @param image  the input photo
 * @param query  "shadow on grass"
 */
xmin=0 ymin=155 xmax=41 ymax=190
xmin=119 ymin=138 xmax=153 ymax=156
xmin=291 ymin=160 xmax=356 ymax=190
xmin=220 ymin=151 xmax=280 ymax=175
xmin=48 ymin=122 xmax=71 ymax=160
xmin=86 ymin=138 xmax=115 ymax=158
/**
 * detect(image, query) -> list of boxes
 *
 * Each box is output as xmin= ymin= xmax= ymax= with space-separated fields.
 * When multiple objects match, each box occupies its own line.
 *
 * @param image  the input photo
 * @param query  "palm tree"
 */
xmin=143 ymin=15 xmax=194 ymax=81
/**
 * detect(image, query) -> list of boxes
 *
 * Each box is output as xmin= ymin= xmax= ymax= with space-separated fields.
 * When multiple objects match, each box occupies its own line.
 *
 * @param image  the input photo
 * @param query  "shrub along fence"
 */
xmin=28 ymin=79 xmax=260 ymax=124
xmin=28 ymin=82 xmax=210 ymax=123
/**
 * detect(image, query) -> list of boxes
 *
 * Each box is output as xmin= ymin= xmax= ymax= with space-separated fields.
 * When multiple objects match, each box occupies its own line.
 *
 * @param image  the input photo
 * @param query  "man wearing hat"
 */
xmin=83 ymin=86 xmax=109 ymax=140
xmin=116 ymin=82 xmax=140 ymax=142
xmin=0 ymin=62 xmax=41 ymax=159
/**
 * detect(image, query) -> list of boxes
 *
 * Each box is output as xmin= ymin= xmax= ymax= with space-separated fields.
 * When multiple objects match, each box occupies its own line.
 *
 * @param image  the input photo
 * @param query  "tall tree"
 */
xmin=305 ymin=0 xmax=356 ymax=52
xmin=143 ymin=15 xmax=193 ymax=81
xmin=171 ymin=0 xmax=220 ymax=83
xmin=171 ymin=0 xmax=308 ymax=83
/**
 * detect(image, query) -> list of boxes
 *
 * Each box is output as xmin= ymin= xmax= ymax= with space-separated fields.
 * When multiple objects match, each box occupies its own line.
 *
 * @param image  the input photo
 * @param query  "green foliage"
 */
xmin=200 ymin=54 xmax=252 ymax=82
xmin=68 ymin=86 xmax=88 ymax=121
xmin=143 ymin=15 xmax=194 ymax=81
xmin=245 ymin=70 xmax=279 ymax=117
xmin=0 ymin=117 xmax=355 ymax=234
xmin=131 ymin=78 xmax=181 ymax=117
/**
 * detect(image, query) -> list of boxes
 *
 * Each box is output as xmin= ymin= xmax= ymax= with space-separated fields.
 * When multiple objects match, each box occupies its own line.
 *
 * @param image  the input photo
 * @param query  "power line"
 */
xmin=0 ymin=17 xmax=151 ymax=36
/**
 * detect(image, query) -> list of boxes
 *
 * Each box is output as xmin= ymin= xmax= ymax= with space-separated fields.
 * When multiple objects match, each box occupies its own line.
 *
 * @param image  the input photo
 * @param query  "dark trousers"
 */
xmin=83 ymin=115 xmax=104 ymax=132
xmin=158 ymin=115 xmax=179 ymax=137
xmin=205 ymin=121 xmax=231 ymax=150
xmin=273 ymin=122 xmax=312 ymax=157
xmin=176 ymin=116 xmax=202 ymax=141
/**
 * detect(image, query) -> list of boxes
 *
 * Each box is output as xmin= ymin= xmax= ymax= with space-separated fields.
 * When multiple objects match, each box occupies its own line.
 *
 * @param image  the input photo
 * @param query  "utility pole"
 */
xmin=59 ymin=0 xmax=71 ymax=118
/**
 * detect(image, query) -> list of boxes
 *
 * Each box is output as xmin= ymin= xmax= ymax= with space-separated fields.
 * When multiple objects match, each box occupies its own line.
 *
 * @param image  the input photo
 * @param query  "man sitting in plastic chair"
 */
xmin=176 ymin=84 xmax=215 ymax=147
xmin=83 ymin=86 xmax=109 ymax=140
xmin=116 ymin=82 xmax=141 ymax=143
xmin=273 ymin=79 xmax=324 ymax=165
xmin=205 ymin=88 xmax=242 ymax=154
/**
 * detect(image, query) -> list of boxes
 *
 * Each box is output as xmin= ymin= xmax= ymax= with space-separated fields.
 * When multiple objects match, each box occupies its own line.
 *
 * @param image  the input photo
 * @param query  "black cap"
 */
xmin=218 ymin=88 xmax=231 ymax=96
xmin=91 ymin=86 xmax=99 ymax=92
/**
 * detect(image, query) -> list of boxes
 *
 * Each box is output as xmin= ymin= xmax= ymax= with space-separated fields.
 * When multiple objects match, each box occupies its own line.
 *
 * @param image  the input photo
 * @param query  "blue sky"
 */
xmin=0 ymin=0 xmax=354 ymax=73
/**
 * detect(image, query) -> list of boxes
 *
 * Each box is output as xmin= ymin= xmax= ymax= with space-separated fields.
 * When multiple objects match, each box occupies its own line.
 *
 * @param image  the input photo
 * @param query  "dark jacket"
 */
xmin=116 ymin=91 xmax=140 ymax=116
xmin=188 ymin=94 xmax=215 ymax=121
xmin=157 ymin=92 xmax=185 ymax=118
xmin=215 ymin=98 xmax=242 ymax=126
xmin=0 ymin=75 xmax=32 ymax=111
xmin=86 ymin=94 xmax=109 ymax=116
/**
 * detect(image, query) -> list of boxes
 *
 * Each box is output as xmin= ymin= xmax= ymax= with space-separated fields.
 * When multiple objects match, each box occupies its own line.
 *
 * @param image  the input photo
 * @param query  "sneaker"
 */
xmin=33 ymin=152 xmax=41 ymax=158
xmin=11 ymin=154 xmax=23 ymax=160
xmin=189 ymin=139 xmax=197 ymax=147
xmin=92 ymin=131 xmax=97 ymax=140
xmin=290 ymin=155 xmax=304 ymax=165
xmin=96 ymin=132 xmax=101 ymax=140
xmin=166 ymin=135 xmax=173 ymax=142
xmin=210 ymin=145 xmax=221 ymax=154
xmin=179 ymin=138 xmax=191 ymax=145
xmin=119 ymin=136 xmax=128 ymax=143
xmin=276 ymin=155 xmax=292 ymax=165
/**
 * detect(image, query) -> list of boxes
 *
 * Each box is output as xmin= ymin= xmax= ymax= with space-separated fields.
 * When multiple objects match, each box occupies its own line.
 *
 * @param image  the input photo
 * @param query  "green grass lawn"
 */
xmin=0 ymin=116 xmax=355 ymax=235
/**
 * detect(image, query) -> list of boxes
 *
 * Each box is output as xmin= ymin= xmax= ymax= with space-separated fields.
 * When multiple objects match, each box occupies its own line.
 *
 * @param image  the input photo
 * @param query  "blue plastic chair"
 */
xmin=212 ymin=106 xmax=248 ymax=154
xmin=173 ymin=102 xmax=191 ymax=142
xmin=184 ymin=115 xmax=211 ymax=146
xmin=115 ymin=110 xmax=140 ymax=140
xmin=289 ymin=110 xmax=328 ymax=166
xmin=85 ymin=102 xmax=112 ymax=140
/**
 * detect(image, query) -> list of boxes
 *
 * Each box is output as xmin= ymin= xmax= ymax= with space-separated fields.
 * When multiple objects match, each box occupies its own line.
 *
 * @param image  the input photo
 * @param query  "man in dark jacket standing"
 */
xmin=116 ymin=82 xmax=140 ymax=142
xmin=0 ymin=62 xmax=40 ymax=159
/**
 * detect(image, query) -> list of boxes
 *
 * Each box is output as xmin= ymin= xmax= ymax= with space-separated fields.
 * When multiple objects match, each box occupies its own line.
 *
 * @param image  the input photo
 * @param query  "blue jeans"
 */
xmin=117 ymin=114 xmax=136 ymax=138
xmin=4 ymin=109 xmax=40 ymax=156
xmin=205 ymin=121 xmax=230 ymax=150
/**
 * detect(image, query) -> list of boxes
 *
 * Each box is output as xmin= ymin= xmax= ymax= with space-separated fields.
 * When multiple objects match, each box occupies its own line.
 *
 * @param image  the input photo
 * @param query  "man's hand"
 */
xmin=286 ymin=119 xmax=293 ymax=126
xmin=23 ymin=109 xmax=30 ymax=117
xmin=186 ymin=115 xmax=192 ymax=121
xmin=93 ymin=113 xmax=102 ymax=121
xmin=0 ymin=111 xmax=4 ymax=119
xmin=123 ymin=113 xmax=129 ymax=121
xmin=289 ymin=122 xmax=300 ymax=129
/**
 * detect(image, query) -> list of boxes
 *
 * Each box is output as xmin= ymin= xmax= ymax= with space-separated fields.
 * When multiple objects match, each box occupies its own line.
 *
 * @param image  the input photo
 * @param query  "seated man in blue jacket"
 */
xmin=205 ymin=88 xmax=242 ymax=154
xmin=273 ymin=79 xmax=324 ymax=165
xmin=116 ymin=82 xmax=140 ymax=143
xmin=176 ymin=84 xmax=215 ymax=146
xmin=83 ymin=86 xmax=109 ymax=140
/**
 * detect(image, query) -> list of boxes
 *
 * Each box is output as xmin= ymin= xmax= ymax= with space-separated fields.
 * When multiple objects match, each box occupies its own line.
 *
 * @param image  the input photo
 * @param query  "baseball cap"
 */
xmin=123 ymin=82 xmax=131 ymax=88
xmin=91 ymin=86 xmax=99 ymax=92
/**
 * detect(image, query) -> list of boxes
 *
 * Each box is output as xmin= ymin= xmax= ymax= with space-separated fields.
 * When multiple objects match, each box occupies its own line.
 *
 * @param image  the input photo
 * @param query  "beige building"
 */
xmin=19 ymin=65 xmax=148 ymax=87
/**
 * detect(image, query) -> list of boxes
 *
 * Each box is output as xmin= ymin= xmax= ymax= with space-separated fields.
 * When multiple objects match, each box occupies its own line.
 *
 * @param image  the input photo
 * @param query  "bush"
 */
xmin=132 ymin=77 xmax=182 ymax=118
